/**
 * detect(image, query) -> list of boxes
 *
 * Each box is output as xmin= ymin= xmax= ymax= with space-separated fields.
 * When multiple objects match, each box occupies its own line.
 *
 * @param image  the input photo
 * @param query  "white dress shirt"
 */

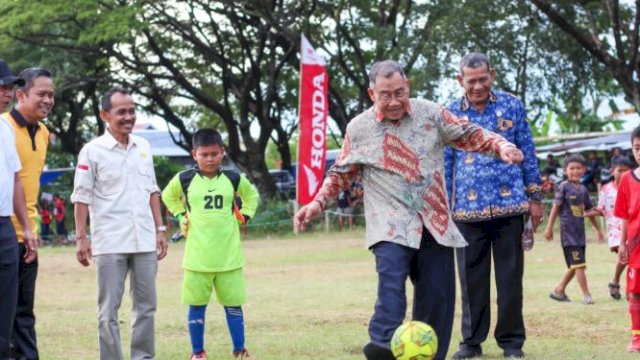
xmin=71 ymin=130 xmax=160 ymax=255
xmin=0 ymin=119 xmax=21 ymax=216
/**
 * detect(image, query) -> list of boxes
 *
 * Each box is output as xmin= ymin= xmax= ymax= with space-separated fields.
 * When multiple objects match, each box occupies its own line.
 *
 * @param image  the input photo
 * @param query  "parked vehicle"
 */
xmin=269 ymin=169 xmax=296 ymax=199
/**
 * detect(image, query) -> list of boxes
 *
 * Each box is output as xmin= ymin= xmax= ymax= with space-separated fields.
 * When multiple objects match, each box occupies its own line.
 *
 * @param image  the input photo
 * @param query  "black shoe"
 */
xmin=503 ymin=349 xmax=525 ymax=358
xmin=363 ymin=342 xmax=395 ymax=360
xmin=451 ymin=345 xmax=483 ymax=359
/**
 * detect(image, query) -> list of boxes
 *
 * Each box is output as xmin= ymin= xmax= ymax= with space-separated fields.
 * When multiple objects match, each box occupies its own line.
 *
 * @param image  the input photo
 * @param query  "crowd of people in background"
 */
xmin=37 ymin=194 xmax=69 ymax=244
xmin=541 ymin=147 xmax=637 ymax=198
xmin=335 ymin=175 xmax=364 ymax=230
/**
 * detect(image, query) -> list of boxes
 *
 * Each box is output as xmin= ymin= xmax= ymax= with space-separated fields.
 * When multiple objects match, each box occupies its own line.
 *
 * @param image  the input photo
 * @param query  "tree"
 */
xmin=0 ymin=18 xmax=110 ymax=154
xmin=0 ymin=0 xmax=304 ymax=197
xmin=530 ymin=0 xmax=640 ymax=113
xmin=1 ymin=0 xmax=633 ymax=204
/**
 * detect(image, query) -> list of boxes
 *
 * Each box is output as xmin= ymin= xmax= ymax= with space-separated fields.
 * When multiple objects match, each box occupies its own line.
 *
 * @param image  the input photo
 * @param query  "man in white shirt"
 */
xmin=0 ymin=116 xmax=36 ymax=359
xmin=71 ymin=87 xmax=168 ymax=360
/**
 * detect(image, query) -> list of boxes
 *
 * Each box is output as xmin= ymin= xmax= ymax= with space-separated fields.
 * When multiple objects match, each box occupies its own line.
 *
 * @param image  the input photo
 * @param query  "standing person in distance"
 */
xmin=596 ymin=157 xmax=633 ymax=300
xmin=71 ymin=87 xmax=168 ymax=360
xmin=52 ymin=194 xmax=68 ymax=242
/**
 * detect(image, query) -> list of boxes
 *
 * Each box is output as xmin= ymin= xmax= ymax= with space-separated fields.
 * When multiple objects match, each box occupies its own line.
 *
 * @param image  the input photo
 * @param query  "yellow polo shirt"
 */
xmin=4 ymin=109 xmax=49 ymax=242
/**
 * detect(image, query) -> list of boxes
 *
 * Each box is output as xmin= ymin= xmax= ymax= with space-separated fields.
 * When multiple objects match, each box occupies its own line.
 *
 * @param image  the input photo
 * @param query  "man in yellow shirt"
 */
xmin=3 ymin=67 xmax=54 ymax=360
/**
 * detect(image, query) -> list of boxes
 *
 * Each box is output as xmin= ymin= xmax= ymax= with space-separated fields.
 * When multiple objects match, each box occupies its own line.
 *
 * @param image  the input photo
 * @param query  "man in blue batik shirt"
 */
xmin=444 ymin=53 xmax=543 ymax=360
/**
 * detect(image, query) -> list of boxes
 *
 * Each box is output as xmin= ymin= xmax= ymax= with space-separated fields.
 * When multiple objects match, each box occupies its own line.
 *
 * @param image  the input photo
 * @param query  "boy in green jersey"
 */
xmin=162 ymin=129 xmax=259 ymax=360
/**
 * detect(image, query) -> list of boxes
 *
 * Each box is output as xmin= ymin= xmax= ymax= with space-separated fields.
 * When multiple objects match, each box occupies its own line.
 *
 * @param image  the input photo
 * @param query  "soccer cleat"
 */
xmin=627 ymin=336 xmax=640 ymax=352
xmin=190 ymin=350 xmax=207 ymax=360
xmin=233 ymin=348 xmax=250 ymax=359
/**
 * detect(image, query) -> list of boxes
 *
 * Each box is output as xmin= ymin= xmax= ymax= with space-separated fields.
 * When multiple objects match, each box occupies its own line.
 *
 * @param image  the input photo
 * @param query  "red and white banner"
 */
xmin=297 ymin=34 xmax=328 ymax=206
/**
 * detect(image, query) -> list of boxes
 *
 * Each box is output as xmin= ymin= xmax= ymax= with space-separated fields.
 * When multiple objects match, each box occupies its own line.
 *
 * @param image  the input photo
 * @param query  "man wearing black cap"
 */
xmin=3 ymin=67 xmax=54 ymax=360
xmin=0 ymin=59 xmax=36 ymax=360
xmin=0 ymin=60 xmax=25 ymax=112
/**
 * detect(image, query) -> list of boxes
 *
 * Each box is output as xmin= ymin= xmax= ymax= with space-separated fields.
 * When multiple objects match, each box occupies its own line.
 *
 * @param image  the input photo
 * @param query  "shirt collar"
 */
xmin=98 ymin=128 xmax=136 ymax=149
xmin=460 ymin=90 xmax=497 ymax=111
xmin=374 ymin=101 xmax=413 ymax=123
xmin=194 ymin=165 xmax=222 ymax=178
xmin=10 ymin=108 xmax=39 ymax=130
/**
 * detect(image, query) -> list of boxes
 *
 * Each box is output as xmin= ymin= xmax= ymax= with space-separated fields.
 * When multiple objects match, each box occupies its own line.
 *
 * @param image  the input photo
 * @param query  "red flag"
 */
xmin=297 ymin=35 xmax=328 ymax=205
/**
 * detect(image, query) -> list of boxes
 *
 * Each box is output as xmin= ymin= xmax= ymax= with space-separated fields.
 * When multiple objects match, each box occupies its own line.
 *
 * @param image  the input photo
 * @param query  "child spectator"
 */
xmin=544 ymin=154 xmax=604 ymax=305
xmin=161 ymin=129 xmax=259 ymax=360
xmin=336 ymin=188 xmax=353 ymax=230
xmin=541 ymin=174 xmax=554 ymax=196
xmin=597 ymin=157 xmax=633 ymax=300
xmin=614 ymin=126 xmax=640 ymax=352
xmin=53 ymin=194 xmax=68 ymax=240
xmin=39 ymin=200 xmax=52 ymax=240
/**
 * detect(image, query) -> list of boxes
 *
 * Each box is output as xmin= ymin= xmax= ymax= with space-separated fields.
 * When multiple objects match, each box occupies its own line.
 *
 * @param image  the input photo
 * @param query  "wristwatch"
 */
xmin=156 ymin=225 xmax=167 ymax=233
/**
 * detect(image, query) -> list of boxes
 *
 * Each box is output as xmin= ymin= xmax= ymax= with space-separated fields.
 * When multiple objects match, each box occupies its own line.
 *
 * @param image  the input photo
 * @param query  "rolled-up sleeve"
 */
xmin=70 ymin=146 xmax=95 ymax=205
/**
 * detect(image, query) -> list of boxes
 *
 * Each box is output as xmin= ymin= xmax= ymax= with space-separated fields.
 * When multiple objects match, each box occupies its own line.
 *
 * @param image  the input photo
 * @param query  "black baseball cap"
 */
xmin=0 ymin=60 xmax=25 ymax=87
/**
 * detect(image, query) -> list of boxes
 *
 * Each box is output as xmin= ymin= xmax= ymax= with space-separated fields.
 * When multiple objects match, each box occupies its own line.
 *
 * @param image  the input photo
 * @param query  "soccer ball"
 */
xmin=390 ymin=321 xmax=438 ymax=360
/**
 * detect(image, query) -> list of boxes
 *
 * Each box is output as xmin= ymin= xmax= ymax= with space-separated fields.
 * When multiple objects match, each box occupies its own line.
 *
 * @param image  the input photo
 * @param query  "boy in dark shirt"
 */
xmin=544 ymin=154 xmax=604 ymax=305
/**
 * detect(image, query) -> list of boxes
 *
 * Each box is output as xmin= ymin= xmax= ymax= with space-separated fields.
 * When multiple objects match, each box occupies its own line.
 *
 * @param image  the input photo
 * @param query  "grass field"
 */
xmin=34 ymin=227 xmax=636 ymax=359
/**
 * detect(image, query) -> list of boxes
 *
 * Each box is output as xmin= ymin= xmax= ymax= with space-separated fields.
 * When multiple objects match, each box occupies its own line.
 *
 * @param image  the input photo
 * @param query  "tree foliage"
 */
xmin=530 ymin=0 xmax=640 ymax=113
xmin=0 ymin=0 xmax=636 ymax=199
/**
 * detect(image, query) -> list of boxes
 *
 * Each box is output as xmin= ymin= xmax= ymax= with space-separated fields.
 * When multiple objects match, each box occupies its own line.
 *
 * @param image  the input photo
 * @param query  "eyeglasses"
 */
xmin=377 ymin=88 xmax=408 ymax=103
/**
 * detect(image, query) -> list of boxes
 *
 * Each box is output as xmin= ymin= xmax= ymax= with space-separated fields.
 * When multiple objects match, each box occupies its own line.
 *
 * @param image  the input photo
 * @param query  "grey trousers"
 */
xmin=95 ymin=252 xmax=157 ymax=360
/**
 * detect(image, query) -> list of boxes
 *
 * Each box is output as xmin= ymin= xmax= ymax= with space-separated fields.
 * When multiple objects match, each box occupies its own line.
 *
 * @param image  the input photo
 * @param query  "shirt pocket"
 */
xmin=137 ymin=165 xmax=156 ymax=191
xmin=96 ymin=169 xmax=124 ymax=196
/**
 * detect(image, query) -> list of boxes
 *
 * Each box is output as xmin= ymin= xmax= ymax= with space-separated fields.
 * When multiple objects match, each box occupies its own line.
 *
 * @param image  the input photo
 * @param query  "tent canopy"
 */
xmin=535 ymin=131 xmax=630 ymax=159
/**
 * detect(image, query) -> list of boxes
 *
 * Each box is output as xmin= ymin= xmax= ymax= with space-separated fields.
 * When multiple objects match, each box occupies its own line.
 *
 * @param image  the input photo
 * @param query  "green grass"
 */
xmin=35 ymin=226 xmax=634 ymax=359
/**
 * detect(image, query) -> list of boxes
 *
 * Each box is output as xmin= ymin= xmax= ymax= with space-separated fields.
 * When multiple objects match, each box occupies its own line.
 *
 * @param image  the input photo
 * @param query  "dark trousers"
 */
xmin=55 ymin=220 xmax=67 ymax=236
xmin=39 ymin=224 xmax=49 ymax=239
xmin=0 ymin=217 xmax=19 ymax=359
xmin=12 ymin=243 xmax=38 ymax=359
xmin=455 ymin=216 xmax=525 ymax=351
xmin=368 ymin=229 xmax=455 ymax=360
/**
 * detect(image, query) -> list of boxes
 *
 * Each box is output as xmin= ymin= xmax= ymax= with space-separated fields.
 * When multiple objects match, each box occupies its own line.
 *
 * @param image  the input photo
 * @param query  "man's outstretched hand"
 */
xmin=294 ymin=201 xmax=323 ymax=232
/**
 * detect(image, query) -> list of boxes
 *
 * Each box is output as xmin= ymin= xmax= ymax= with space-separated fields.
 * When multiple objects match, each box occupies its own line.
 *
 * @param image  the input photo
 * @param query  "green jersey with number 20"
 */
xmin=162 ymin=169 xmax=259 ymax=272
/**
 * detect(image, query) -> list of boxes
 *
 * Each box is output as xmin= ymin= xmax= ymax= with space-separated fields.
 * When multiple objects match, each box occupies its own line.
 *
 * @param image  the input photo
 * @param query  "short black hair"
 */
xmin=192 ymin=128 xmax=224 ymax=149
xmin=563 ymin=153 xmax=586 ymax=168
xmin=101 ymin=86 xmax=131 ymax=112
xmin=611 ymin=156 xmax=633 ymax=169
xmin=631 ymin=125 xmax=640 ymax=143
xmin=17 ymin=67 xmax=53 ymax=93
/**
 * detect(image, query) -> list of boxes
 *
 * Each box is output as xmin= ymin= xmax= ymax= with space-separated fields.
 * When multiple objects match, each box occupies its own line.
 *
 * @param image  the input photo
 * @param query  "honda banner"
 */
xmin=297 ymin=35 xmax=328 ymax=205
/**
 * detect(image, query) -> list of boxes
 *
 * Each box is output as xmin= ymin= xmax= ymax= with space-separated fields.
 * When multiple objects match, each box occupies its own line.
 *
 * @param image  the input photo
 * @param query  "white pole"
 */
xmin=325 ymin=209 xmax=330 ymax=233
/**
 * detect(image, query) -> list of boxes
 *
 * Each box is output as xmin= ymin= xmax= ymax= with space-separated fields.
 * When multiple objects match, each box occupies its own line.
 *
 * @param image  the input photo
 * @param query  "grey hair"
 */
xmin=101 ymin=86 xmax=132 ymax=111
xmin=368 ymin=60 xmax=406 ymax=87
xmin=459 ymin=52 xmax=491 ymax=73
